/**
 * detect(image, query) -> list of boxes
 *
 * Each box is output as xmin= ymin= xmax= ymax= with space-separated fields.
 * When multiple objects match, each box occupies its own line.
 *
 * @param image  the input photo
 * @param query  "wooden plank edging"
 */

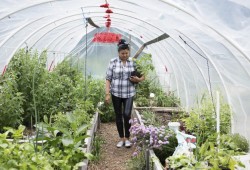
xmin=149 ymin=149 xmax=164 ymax=170
xmin=134 ymin=106 xmax=182 ymax=113
xmin=80 ymin=112 xmax=100 ymax=170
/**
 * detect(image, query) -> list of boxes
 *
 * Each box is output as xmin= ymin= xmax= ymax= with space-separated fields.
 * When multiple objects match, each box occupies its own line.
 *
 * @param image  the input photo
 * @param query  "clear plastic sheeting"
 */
xmin=0 ymin=0 xmax=250 ymax=140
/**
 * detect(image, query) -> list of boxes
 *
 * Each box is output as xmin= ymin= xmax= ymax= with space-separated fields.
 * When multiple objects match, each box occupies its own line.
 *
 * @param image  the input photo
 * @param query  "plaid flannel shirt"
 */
xmin=106 ymin=57 xmax=136 ymax=98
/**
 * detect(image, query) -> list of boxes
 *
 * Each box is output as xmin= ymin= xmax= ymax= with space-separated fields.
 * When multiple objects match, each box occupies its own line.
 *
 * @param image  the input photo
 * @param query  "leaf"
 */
xmin=44 ymin=115 xmax=48 ymax=124
xmin=0 ymin=143 xmax=8 ymax=148
xmin=238 ymin=161 xmax=246 ymax=168
xmin=62 ymin=137 xmax=74 ymax=146
xmin=75 ymin=124 xmax=88 ymax=136
xmin=228 ymin=158 xmax=237 ymax=169
xmin=66 ymin=112 xmax=74 ymax=123
xmin=84 ymin=153 xmax=94 ymax=160
xmin=75 ymin=161 xmax=87 ymax=167
xmin=74 ymin=136 xmax=86 ymax=144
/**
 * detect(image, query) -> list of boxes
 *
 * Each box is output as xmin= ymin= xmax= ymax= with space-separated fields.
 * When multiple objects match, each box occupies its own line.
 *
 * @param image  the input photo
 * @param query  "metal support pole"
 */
xmin=81 ymin=7 xmax=88 ymax=101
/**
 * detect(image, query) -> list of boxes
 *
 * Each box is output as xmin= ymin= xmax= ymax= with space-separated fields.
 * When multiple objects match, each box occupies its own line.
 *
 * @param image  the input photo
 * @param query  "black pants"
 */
xmin=111 ymin=95 xmax=133 ymax=138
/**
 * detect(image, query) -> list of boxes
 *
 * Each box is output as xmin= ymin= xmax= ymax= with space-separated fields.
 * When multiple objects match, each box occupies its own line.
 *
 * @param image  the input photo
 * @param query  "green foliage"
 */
xmin=133 ymin=53 xmax=154 ymax=77
xmin=182 ymin=93 xmax=231 ymax=146
xmin=35 ymin=112 xmax=93 ymax=169
xmin=52 ymin=101 xmax=93 ymax=131
xmin=141 ymin=110 xmax=159 ymax=126
xmin=230 ymin=133 xmax=249 ymax=153
xmin=135 ymin=79 xmax=180 ymax=107
xmin=3 ymin=125 xmax=26 ymax=140
xmin=36 ymin=72 xmax=76 ymax=117
xmin=53 ymin=59 xmax=81 ymax=87
xmin=139 ymin=110 xmax=178 ymax=166
xmin=86 ymin=78 xmax=105 ymax=107
xmin=133 ymin=55 xmax=180 ymax=107
xmin=5 ymin=49 xmax=47 ymax=126
xmin=135 ymin=97 xmax=150 ymax=107
xmin=0 ymin=142 xmax=54 ymax=170
xmin=98 ymin=103 xmax=115 ymax=123
xmin=87 ymin=78 xmax=116 ymax=123
xmin=0 ymin=127 xmax=53 ymax=170
xmin=127 ymin=150 xmax=146 ymax=170
xmin=0 ymin=49 xmax=100 ymax=169
xmin=0 ymin=74 xmax=24 ymax=130
xmin=1 ymin=49 xmax=100 ymax=129
xmin=91 ymin=135 xmax=103 ymax=163
xmin=197 ymin=139 xmax=245 ymax=169
xmin=136 ymin=79 xmax=151 ymax=99
xmin=0 ymin=120 xmax=91 ymax=170
xmin=167 ymin=154 xmax=208 ymax=169
xmin=153 ymin=135 xmax=178 ymax=165
xmin=154 ymin=91 xmax=180 ymax=107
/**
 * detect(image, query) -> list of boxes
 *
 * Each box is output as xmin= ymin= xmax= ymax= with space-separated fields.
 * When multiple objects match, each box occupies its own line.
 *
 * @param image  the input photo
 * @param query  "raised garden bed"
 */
xmin=132 ymin=107 xmax=165 ymax=170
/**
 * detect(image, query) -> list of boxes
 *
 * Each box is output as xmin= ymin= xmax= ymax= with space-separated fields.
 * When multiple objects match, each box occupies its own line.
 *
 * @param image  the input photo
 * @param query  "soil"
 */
xmin=154 ymin=112 xmax=172 ymax=125
xmin=88 ymin=122 xmax=135 ymax=170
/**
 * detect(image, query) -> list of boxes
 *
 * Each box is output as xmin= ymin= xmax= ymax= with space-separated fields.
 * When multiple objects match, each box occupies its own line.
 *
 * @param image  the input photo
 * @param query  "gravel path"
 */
xmin=88 ymin=122 xmax=135 ymax=170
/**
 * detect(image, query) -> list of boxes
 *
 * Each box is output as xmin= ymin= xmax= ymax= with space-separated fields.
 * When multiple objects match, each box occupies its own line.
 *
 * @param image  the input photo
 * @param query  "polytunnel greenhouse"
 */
xmin=0 ymin=0 xmax=250 ymax=169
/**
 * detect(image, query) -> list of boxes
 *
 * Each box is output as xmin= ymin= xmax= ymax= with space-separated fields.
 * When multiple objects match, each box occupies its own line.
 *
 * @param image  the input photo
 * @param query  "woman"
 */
xmin=105 ymin=39 xmax=145 ymax=148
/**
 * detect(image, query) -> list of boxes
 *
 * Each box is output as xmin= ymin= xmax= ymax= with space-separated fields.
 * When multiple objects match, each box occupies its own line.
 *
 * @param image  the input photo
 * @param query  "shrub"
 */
xmin=231 ymin=133 xmax=249 ymax=153
xmin=0 ymin=74 xmax=24 ymax=130
xmin=153 ymin=135 xmax=178 ymax=165
xmin=127 ymin=150 xmax=146 ymax=170
xmin=97 ymin=102 xmax=115 ymax=123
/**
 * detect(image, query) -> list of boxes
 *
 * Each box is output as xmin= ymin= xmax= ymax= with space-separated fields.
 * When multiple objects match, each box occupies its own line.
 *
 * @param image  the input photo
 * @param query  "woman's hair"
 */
xmin=117 ymin=39 xmax=130 ymax=52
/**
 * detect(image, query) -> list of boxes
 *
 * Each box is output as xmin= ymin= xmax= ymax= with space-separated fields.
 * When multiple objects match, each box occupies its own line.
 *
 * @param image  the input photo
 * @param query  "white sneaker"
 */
xmin=125 ymin=140 xmax=131 ymax=148
xmin=116 ymin=141 xmax=124 ymax=148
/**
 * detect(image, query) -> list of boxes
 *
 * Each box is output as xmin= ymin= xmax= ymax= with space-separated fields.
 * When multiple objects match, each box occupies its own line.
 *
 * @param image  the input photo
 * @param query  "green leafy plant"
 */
xmin=133 ymin=53 xmax=154 ymax=77
xmin=167 ymin=154 xmax=208 ymax=169
xmin=0 ymin=126 xmax=53 ymax=170
xmin=91 ymin=135 xmax=103 ymax=163
xmin=153 ymin=135 xmax=178 ymax=166
xmin=5 ymin=49 xmax=47 ymax=126
xmin=182 ymin=93 xmax=231 ymax=147
xmin=98 ymin=103 xmax=115 ymax=123
xmin=3 ymin=125 xmax=26 ymax=140
xmin=154 ymin=91 xmax=180 ymax=107
xmin=135 ymin=79 xmax=180 ymax=107
xmin=127 ymin=150 xmax=146 ymax=170
xmin=197 ymin=139 xmax=245 ymax=169
xmin=86 ymin=78 xmax=106 ymax=108
xmin=135 ymin=97 xmax=150 ymax=107
xmin=36 ymin=112 xmax=93 ymax=169
xmin=230 ymin=133 xmax=249 ymax=153
xmin=141 ymin=110 xmax=159 ymax=126
xmin=0 ymin=73 xmax=24 ymax=130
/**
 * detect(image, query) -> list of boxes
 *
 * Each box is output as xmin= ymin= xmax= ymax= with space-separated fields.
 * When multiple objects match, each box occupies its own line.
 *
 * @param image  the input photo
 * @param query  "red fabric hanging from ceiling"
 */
xmin=92 ymin=32 xmax=121 ymax=43
xmin=104 ymin=15 xmax=110 ymax=18
xmin=100 ymin=3 xmax=109 ymax=8
xmin=106 ymin=9 xmax=113 ymax=13
xmin=105 ymin=21 xmax=111 ymax=27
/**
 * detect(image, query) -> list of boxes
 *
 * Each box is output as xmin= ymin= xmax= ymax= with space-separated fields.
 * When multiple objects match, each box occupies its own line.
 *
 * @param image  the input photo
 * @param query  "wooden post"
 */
xmin=165 ymin=159 xmax=169 ymax=170
xmin=216 ymin=91 xmax=220 ymax=150
xmin=146 ymin=149 xmax=150 ymax=170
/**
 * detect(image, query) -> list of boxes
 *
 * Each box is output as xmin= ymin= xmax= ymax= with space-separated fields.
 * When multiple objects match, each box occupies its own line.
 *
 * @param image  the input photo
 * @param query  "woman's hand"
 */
xmin=105 ymin=94 xmax=111 ymax=104
xmin=129 ymin=76 xmax=140 ymax=83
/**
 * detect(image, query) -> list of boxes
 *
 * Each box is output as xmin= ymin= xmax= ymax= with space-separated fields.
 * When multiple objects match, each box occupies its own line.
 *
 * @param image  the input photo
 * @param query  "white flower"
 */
xmin=97 ymin=102 xmax=104 ymax=107
xmin=149 ymin=93 xmax=155 ymax=98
